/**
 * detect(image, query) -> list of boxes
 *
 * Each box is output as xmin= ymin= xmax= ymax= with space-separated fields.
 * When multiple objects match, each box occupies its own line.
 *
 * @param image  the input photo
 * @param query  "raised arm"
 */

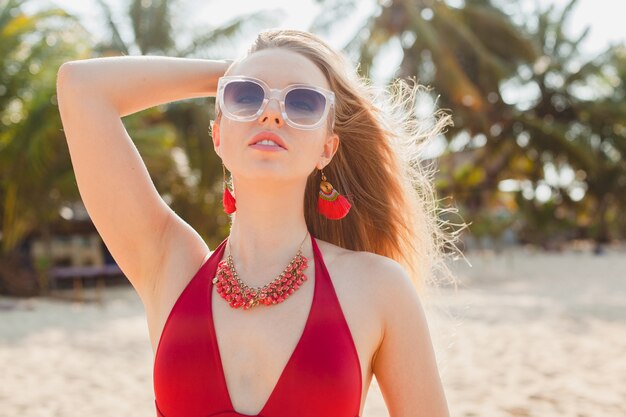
xmin=56 ymin=56 xmax=231 ymax=299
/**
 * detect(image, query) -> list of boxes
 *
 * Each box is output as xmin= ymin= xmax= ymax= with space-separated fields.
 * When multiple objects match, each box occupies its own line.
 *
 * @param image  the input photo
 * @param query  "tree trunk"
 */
xmin=593 ymin=195 xmax=610 ymax=255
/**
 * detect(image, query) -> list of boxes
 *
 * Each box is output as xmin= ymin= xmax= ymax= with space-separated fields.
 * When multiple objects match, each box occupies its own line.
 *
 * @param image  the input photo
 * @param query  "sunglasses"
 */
xmin=216 ymin=76 xmax=335 ymax=130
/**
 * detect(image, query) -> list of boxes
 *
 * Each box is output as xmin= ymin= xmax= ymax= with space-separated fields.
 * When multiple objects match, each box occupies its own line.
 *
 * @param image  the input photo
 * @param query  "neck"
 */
xmin=226 ymin=175 xmax=312 ymax=287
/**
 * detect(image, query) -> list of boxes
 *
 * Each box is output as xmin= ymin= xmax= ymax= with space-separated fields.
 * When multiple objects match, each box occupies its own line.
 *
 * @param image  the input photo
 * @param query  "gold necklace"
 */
xmin=212 ymin=231 xmax=310 ymax=310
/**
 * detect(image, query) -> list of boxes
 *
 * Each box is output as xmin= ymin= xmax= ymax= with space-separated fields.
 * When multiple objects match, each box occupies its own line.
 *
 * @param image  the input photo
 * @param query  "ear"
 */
xmin=211 ymin=120 xmax=220 ymax=156
xmin=317 ymin=132 xmax=340 ymax=170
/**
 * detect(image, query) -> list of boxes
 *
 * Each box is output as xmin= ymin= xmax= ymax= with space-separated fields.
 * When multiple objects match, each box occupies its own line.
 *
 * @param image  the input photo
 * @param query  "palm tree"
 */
xmin=311 ymin=0 xmax=626 ymax=246
xmin=310 ymin=0 xmax=540 ymax=239
xmin=509 ymin=0 xmax=626 ymax=247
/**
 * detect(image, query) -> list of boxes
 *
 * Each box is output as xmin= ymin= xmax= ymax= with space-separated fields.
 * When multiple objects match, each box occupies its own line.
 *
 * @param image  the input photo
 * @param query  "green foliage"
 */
xmin=0 ymin=0 xmax=91 ymax=254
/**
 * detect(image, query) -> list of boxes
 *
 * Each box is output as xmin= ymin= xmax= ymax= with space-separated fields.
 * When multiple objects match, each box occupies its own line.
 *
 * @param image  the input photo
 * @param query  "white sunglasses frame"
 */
xmin=216 ymin=75 xmax=336 ymax=131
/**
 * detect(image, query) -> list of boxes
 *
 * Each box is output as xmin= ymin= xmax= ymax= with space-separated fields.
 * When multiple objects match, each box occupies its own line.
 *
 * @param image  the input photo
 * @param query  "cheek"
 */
xmin=295 ymin=131 xmax=320 ymax=148
xmin=218 ymin=122 xmax=243 ymax=151
xmin=296 ymin=136 xmax=326 ymax=164
xmin=215 ymin=123 xmax=242 ymax=169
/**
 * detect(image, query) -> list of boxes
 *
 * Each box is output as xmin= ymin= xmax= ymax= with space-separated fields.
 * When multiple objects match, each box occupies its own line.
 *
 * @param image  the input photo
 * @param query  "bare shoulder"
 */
xmin=315 ymin=241 xmax=413 ymax=308
xmin=349 ymin=254 xmax=447 ymax=415
xmin=313 ymin=239 xmax=398 ymax=373
xmin=314 ymin=237 xmax=413 ymax=301
xmin=345 ymin=249 xmax=451 ymax=417
xmin=346 ymin=250 xmax=424 ymax=328
xmin=327 ymin=240 xmax=408 ymax=284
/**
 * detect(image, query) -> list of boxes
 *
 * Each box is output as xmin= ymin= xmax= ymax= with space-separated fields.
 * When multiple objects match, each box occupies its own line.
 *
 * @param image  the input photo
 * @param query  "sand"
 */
xmin=1 ymin=243 xmax=625 ymax=417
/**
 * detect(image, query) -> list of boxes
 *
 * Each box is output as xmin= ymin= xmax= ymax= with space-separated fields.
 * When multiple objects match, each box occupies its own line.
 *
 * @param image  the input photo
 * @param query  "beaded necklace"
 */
xmin=212 ymin=231 xmax=310 ymax=310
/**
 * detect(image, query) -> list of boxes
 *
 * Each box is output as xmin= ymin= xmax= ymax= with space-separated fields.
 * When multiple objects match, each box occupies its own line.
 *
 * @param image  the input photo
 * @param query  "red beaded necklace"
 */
xmin=212 ymin=231 xmax=310 ymax=310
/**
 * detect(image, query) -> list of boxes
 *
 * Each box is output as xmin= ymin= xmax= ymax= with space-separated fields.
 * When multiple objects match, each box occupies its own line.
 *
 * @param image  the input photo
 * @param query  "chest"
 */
xmin=149 ymin=249 xmax=382 ymax=416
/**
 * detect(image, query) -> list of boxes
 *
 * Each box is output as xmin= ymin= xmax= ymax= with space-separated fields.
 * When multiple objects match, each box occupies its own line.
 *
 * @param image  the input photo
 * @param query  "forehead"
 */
xmin=228 ymin=48 xmax=330 ymax=90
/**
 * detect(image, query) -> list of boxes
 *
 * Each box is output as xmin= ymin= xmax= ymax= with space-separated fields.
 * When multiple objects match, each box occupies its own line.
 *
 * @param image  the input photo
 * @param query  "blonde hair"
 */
xmin=215 ymin=29 xmax=464 ymax=297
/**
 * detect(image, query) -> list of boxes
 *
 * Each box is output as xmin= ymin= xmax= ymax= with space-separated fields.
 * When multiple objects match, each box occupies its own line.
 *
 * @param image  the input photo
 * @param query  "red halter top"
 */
xmin=153 ymin=233 xmax=363 ymax=417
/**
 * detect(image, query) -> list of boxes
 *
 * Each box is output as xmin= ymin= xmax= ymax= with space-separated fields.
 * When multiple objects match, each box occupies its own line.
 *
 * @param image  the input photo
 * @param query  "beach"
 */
xmin=1 ymin=244 xmax=625 ymax=417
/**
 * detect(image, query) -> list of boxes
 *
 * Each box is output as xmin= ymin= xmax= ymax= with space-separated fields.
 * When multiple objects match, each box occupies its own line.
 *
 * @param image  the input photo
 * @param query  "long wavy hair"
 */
xmin=214 ymin=29 xmax=464 ymax=297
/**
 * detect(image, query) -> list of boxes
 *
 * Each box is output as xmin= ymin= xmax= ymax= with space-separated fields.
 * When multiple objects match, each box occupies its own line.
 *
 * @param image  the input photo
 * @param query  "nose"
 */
xmin=257 ymin=97 xmax=285 ymax=127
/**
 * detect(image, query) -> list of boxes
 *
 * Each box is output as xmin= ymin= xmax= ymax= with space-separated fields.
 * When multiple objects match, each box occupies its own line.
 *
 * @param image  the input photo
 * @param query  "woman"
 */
xmin=57 ymin=29 xmax=454 ymax=417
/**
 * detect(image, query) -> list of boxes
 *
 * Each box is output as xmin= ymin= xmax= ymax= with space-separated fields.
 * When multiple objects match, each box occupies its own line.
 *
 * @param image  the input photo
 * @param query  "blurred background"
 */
xmin=0 ymin=0 xmax=624 ymax=416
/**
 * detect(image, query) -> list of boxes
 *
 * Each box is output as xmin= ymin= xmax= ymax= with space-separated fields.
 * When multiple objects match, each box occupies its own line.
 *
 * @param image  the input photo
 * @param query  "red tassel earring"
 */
xmin=317 ymin=169 xmax=351 ymax=219
xmin=222 ymin=163 xmax=236 ymax=214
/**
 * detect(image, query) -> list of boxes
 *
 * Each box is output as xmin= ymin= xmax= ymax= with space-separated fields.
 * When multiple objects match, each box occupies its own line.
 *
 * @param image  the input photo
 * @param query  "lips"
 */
xmin=248 ymin=131 xmax=287 ymax=150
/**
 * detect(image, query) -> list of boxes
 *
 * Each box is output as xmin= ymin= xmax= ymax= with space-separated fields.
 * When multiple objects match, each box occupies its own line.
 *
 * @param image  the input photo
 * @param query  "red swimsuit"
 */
xmin=153 ymin=233 xmax=362 ymax=417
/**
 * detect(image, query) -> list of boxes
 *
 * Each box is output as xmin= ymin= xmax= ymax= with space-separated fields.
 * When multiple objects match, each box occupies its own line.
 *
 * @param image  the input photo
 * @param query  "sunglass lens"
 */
xmin=223 ymin=80 xmax=264 ymax=117
xmin=285 ymin=88 xmax=326 ymax=126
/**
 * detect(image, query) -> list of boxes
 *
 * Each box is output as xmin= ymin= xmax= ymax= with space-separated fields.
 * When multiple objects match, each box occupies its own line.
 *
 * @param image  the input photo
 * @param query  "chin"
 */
xmin=237 ymin=162 xmax=287 ymax=180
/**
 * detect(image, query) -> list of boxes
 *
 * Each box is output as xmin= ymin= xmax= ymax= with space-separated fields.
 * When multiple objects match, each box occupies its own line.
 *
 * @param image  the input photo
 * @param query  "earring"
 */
xmin=317 ymin=169 xmax=351 ymax=219
xmin=222 ymin=163 xmax=236 ymax=214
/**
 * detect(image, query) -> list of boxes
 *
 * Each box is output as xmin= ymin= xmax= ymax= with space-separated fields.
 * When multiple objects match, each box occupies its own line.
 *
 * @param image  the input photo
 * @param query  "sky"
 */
xmin=37 ymin=0 xmax=625 ymax=92
xmin=46 ymin=0 xmax=625 ymax=61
